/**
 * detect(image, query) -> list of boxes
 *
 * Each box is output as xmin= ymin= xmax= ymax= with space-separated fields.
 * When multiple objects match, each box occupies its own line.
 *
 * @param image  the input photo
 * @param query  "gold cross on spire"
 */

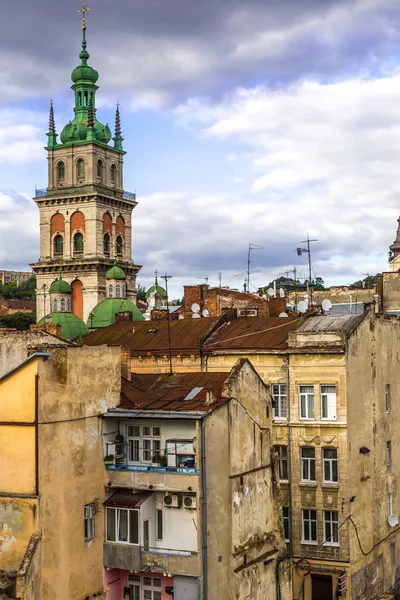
xmin=78 ymin=2 xmax=90 ymax=30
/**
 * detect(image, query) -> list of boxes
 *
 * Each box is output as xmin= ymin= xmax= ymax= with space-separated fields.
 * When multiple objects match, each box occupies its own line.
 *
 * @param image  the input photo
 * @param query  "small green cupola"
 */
xmin=49 ymin=272 xmax=72 ymax=294
xmin=106 ymin=260 xmax=126 ymax=281
xmin=146 ymin=273 xmax=167 ymax=299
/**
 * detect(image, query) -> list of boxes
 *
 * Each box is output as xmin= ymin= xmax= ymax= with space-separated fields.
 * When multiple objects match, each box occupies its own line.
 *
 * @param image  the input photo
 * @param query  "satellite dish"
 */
xmin=202 ymin=309 xmax=210 ymax=317
xmin=322 ymin=299 xmax=332 ymax=312
xmin=389 ymin=514 xmax=399 ymax=527
xmin=279 ymin=288 xmax=285 ymax=298
xmin=279 ymin=312 xmax=288 ymax=318
xmin=267 ymin=287 xmax=275 ymax=297
xmin=191 ymin=303 xmax=200 ymax=313
xmin=192 ymin=313 xmax=201 ymax=319
xmin=178 ymin=314 xmax=184 ymax=320
xmin=297 ymin=300 xmax=307 ymax=314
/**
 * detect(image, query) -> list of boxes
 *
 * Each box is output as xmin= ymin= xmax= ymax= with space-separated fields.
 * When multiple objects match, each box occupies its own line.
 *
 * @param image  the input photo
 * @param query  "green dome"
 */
xmin=60 ymin=118 xmax=111 ymax=145
xmin=49 ymin=273 xmax=71 ymax=294
xmin=71 ymin=31 xmax=99 ymax=84
xmin=106 ymin=261 xmax=126 ymax=281
xmin=88 ymin=299 xmax=144 ymax=329
xmin=146 ymin=276 xmax=167 ymax=299
xmin=38 ymin=312 xmax=88 ymax=340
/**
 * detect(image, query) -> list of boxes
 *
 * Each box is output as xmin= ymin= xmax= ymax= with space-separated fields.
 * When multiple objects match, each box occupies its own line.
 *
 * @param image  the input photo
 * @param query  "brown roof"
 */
xmin=0 ymin=297 xmax=35 ymax=310
xmin=204 ymin=316 xmax=302 ymax=351
xmin=295 ymin=315 xmax=364 ymax=337
xmin=84 ymin=317 xmax=223 ymax=355
xmin=104 ymin=490 xmax=153 ymax=509
xmin=120 ymin=372 xmax=230 ymax=412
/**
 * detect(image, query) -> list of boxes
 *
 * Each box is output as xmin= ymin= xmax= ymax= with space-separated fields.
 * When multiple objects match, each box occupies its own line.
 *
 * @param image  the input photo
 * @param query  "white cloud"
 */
xmin=0 ymin=109 xmax=45 ymax=164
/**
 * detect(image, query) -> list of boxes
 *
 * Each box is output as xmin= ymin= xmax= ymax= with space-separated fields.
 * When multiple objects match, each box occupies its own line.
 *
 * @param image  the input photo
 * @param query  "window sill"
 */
xmin=322 ymin=482 xmax=339 ymax=488
xmin=322 ymin=543 xmax=340 ymax=548
xmin=299 ymin=417 xmax=316 ymax=421
xmin=299 ymin=481 xmax=317 ymax=487
xmin=301 ymin=541 xmax=318 ymax=546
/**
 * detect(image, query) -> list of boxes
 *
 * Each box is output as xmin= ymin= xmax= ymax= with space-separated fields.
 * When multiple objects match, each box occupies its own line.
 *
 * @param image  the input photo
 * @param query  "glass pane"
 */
xmin=143 ymin=577 xmax=152 ymax=586
xmin=321 ymin=385 xmax=336 ymax=394
xmin=144 ymin=592 xmax=152 ymax=600
xmin=311 ymin=519 xmax=317 ymax=541
xmin=106 ymin=508 xmax=116 ymax=542
xmin=321 ymin=395 xmax=328 ymax=418
xmin=153 ymin=440 xmax=161 ymax=454
xmin=300 ymin=396 xmax=306 ymax=417
xmin=129 ymin=510 xmax=139 ymax=544
xmin=143 ymin=427 xmax=151 ymax=436
xmin=157 ymin=509 xmax=163 ymax=540
xmin=310 ymin=460 xmax=316 ymax=480
xmin=324 ymin=460 xmax=330 ymax=481
xmin=153 ymin=427 xmax=161 ymax=436
xmin=154 ymin=593 xmax=162 ymax=600
xmin=118 ymin=509 xmax=128 ymax=542
xmin=153 ymin=578 xmax=162 ymax=588
xmin=300 ymin=385 xmax=314 ymax=394
xmin=307 ymin=395 xmax=314 ymax=418
xmin=302 ymin=447 xmax=314 ymax=458
xmin=332 ymin=460 xmax=338 ymax=481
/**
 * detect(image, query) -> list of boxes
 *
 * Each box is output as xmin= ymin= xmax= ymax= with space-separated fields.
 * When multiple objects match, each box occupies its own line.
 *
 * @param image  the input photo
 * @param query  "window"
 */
xmin=60 ymin=297 xmax=66 ymax=312
xmin=122 ymin=283 xmax=126 ymax=297
xmin=108 ymin=284 xmax=113 ymax=298
xmin=299 ymin=385 xmax=314 ymax=419
xmin=302 ymin=509 xmax=317 ymax=544
xmin=301 ymin=447 xmax=316 ymax=482
xmin=386 ymin=384 xmax=391 ymax=414
xmin=388 ymin=493 xmax=393 ymax=517
xmin=391 ymin=538 xmax=396 ymax=567
xmin=272 ymin=384 xmax=287 ymax=419
xmin=387 ymin=441 xmax=392 ymax=467
xmin=97 ymin=159 xmax=103 ymax=180
xmin=322 ymin=448 xmax=338 ymax=483
xmin=57 ymin=161 xmax=65 ymax=181
xmin=116 ymin=235 xmax=123 ymax=257
xmin=53 ymin=298 xmax=58 ymax=312
xmin=127 ymin=424 xmax=162 ymax=464
xmin=320 ymin=385 xmax=337 ymax=420
xmin=54 ymin=234 xmax=63 ymax=256
xmin=143 ymin=577 xmax=162 ymax=600
xmin=103 ymin=232 xmax=110 ymax=256
xmin=283 ymin=507 xmax=290 ymax=542
xmin=274 ymin=445 xmax=288 ymax=481
xmin=73 ymin=232 xmax=84 ymax=255
xmin=323 ymin=510 xmax=339 ymax=546
xmin=111 ymin=164 xmax=117 ymax=183
xmin=106 ymin=507 xmax=139 ymax=544
xmin=77 ymin=159 xmax=85 ymax=179
xmin=84 ymin=504 xmax=94 ymax=541
xmin=116 ymin=284 xmax=121 ymax=298
xmin=157 ymin=509 xmax=163 ymax=540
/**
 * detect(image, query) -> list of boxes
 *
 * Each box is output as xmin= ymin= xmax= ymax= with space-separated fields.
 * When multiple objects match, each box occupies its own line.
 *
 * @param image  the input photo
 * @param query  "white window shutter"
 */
xmin=328 ymin=393 xmax=336 ymax=419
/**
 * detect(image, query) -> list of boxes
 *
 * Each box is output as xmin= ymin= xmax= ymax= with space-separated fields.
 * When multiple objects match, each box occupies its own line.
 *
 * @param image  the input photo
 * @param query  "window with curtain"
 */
xmin=106 ymin=507 xmax=139 ymax=544
xmin=299 ymin=385 xmax=315 ymax=419
xmin=320 ymin=385 xmax=337 ymax=420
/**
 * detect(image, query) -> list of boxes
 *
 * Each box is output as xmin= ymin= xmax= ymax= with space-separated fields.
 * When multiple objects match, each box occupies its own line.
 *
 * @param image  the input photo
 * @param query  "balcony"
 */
xmin=123 ymin=190 xmax=136 ymax=201
xmin=106 ymin=463 xmax=200 ymax=476
xmin=35 ymin=188 xmax=47 ymax=197
xmin=104 ymin=542 xmax=141 ymax=571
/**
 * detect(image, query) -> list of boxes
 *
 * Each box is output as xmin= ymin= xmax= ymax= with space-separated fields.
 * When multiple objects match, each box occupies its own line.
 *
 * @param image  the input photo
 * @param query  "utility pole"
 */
xmin=297 ymin=235 xmax=318 ymax=305
xmin=247 ymin=243 xmax=263 ymax=293
xmin=161 ymin=273 xmax=173 ymax=375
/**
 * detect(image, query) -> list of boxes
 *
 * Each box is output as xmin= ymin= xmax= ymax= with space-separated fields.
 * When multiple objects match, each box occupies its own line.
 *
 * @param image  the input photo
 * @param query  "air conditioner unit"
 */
xmin=164 ymin=494 xmax=180 ymax=508
xmin=182 ymin=495 xmax=197 ymax=510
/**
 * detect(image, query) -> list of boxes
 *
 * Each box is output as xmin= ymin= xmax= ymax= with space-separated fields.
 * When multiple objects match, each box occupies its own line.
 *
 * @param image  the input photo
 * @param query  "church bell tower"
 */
xmin=31 ymin=16 xmax=141 ymax=323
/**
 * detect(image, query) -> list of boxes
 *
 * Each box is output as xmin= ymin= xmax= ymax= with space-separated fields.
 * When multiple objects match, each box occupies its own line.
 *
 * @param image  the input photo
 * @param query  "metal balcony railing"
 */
xmin=123 ymin=190 xmax=136 ymax=201
xmin=35 ymin=188 xmax=47 ymax=197
xmin=106 ymin=463 xmax=200 ymax=475
xmin=142 ymin=547 xmax=198 ymax=557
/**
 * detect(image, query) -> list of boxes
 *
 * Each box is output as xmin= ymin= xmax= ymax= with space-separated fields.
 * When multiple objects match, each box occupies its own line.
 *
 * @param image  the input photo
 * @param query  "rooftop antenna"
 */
xmin=297 ymin=234 xmax=317 ymax=305
xmin=247 ymin=243 xmax=263 ymax=294
xmin=161 ymin=273 xmax=173 ymax=375
xmin=196 ymin=276 xmax=209 ymax=285
xmin=218 ymin=273 xmax=222 ymax=288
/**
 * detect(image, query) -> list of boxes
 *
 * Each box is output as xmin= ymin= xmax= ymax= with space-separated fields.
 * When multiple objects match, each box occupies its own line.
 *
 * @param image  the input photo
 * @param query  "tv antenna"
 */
xmin=246 ymin=243 xmax=263 ymax=294
xmin=161 ymin=273 xmax=173 ymax=375
xmin=297 ymin=235 xmax=317 ymax=304
xmin=196 ymin=276 xmax=209 ymax=285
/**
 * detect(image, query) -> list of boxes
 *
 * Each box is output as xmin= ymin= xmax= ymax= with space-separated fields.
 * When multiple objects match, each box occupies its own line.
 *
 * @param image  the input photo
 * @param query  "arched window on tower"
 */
xmin=73 ymin=232 xmax=84 ymax=257
xmin=116 ymin=284 xmax=121 ymax=298
xmin=53 ymin=298 xmax=58 ymax=312
xmin=60 ymin=298 xmax=66 ymax=312
xmin=77 ymin=159 xmax=85 ymax=182
xmin=54 ymin=234 xmax=64 ymax=258
xmin=103 ymin=232 xmax=110 ymax=257
xmin=84 ymin=91 xmax=89 ymax=106
xmin=116 ymin=235 xmax=123 ymax=258
xmin=57 ymin=162 xmax=65 ymax=182
xmin=97 ymin=159 xmax=103 ymax=182
xmin=109 ymin=285 xmax=113 ymax=298
xmin=77 ymin=91 xmax=82 ymax=106
xmin=110 ymin=164 xmax=117 ymax=186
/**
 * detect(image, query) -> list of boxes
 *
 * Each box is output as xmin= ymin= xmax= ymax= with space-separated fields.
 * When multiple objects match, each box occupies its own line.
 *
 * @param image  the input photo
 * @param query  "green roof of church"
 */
xmin=38 ymin=312 xmax=88 ymax=340
xmin=146 ymin=276 xmax=167 ymax=298
xmin=49 ymin=273 xmax=71 ymax=294
xmin=106 ymin=261 xmax=126 ymax=280
xmin=88 ymin=299 xmax=144 ymax=329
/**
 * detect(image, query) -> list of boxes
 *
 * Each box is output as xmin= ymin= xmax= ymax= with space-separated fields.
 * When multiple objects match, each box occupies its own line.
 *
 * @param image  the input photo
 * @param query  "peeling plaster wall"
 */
xmin=0 ymin=330 xmax=67 ymax=377
xmin=0 ymin=499 xmax=39 ymax=571
xmin=37 ymin=346 xmax=121 ymax=600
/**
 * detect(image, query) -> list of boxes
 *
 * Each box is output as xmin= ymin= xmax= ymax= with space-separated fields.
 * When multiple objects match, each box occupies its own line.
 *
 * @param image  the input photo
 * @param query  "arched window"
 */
xmin=116 ymin=284 xmax=121 ymax=298
xmin=73 ymin=232 xmax=84 ymax=256
xmin=60 ymin=298 xmax=66 ymax=312
xmin=116 ymin=235 xmax=123 ymax=258
xmin=103 ymin=232 xmax=110 ymax=256
xmin=57 ymin=162 xmax=65 ymax=181
xmin=54 ymin=234 xmax=63 ymax=257
xmin=97 ymin=159 xmax=103 ymax=181
xmin=53 ymin=298 xmax=58 ymax=312
xmin=109 ymin=284 xmax=113 ymax=298
xmin=111 ymin=164 xmax=117 ymax=184
xmin=77 ymin=159 xmax=85 ymax=180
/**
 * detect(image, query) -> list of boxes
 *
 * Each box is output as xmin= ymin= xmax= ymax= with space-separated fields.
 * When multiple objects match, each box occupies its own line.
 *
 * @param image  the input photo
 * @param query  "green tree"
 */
xmin=350 ymin=274 xmax=378 ymax=289
xmin=136 ymin=284 xmax=146 ymax=302
xmin=0 ymin=276 xmax=36 ymax=300
xmin=0 ymin=310 xmax=36 ymax=330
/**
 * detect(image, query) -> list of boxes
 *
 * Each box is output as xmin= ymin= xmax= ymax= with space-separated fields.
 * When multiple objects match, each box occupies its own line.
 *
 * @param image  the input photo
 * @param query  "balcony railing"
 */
xmin=142 ymin=547 xmax=198 ymax=557
xmin=35 ymin=188 xmax=47 ymax=197
xmin=106 ymin=463 xmax=200 ymax=475
xmin=123 ymin=190 xmax=136 ymax=201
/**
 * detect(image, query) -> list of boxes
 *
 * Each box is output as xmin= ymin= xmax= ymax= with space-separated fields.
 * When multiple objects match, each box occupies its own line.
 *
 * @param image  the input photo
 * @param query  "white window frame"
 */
xmin=127 ymin=424 xmax=162 ymax=465
xmin=142 ymin=576 xmax=162 ymax=600
xmin=272 ymin=384 xmax=287 ymax=419
xmin=323 ymin=510 xmax=339 ymax=547
xmin=322 ymin=447 xmax=338 ymax=483
xmin=320 ymin=385 xmax=337 ymax=420
xmin=302 ymin=509 xmax=317 ymax=545
xmin=301 ymin=447 xmax=316 ymax=482
xmin=299 ymin=385 xmax=315 ymax=419
xmin=274 ymin=445 xmax=288 ymax=481
xmin=84 ymin=504 xmax=94 ymax=541
xmin=106 ymin=507 xmax=139 ymax=545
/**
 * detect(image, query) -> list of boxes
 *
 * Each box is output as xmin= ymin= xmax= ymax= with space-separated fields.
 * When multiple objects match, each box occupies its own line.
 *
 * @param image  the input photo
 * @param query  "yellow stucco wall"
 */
xmin=0 ymin=497 xmax=39 ymax=571
xmin=0 ymin=359 xmax=36 ymax=422
xmin=0 ymin=426 xmax=36 ymax=494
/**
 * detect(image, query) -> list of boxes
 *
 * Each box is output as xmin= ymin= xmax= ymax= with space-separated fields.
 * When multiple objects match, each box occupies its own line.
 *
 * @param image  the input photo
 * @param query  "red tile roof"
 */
xmin=120 ymin=372 xmax=230 ymax=412
xmin=104 ymin=490 xmax=153 ymax=508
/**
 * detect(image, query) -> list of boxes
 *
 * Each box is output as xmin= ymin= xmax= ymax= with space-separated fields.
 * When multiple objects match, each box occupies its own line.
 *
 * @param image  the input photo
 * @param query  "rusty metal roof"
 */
xmin=296 ymin=315 xmax=364 ymax=336
xmin=120 ymin=372 xmax=230 ymax=412
xmin=83 ymin=317 xmax=223 ymax=354
xmin=203 ymin=316 xmax=302 ymax=351
xmin=104 ymin=490 xmax=153 ymax=508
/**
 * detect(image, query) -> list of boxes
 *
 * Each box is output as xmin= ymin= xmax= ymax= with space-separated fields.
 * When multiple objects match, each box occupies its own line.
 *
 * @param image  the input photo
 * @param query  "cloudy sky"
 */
xmin=1 ymin=0 xmax=400 ymax=296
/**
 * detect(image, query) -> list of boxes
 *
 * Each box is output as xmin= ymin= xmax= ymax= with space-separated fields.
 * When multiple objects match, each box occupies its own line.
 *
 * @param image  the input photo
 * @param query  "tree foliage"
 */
xmin=259 ymin=275 xmax=325 ymax=294
xmin=349 ymin=274 xmax=378 ymax=289
xmin=0 ymin=276 xmax=36 ymax=300
xmin=0 ymin=310 xmax=36 ymax=330
xmin=136 ymin=284 xmax=146 ymax=302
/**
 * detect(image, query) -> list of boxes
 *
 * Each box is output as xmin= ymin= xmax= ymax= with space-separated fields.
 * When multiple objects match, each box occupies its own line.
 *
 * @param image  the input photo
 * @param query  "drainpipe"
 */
xmin=286 ymin=355 xmax=293 ymax=560
xmin=201 ymin=417 xmax=208 ymax=600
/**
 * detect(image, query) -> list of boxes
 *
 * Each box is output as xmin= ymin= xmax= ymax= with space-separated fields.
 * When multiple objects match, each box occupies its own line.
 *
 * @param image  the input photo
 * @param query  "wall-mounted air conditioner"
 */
xmin=182 ymin=495 xmax=197 ymax=510
xmin=164 ymin=494 xmax=180 ymax=508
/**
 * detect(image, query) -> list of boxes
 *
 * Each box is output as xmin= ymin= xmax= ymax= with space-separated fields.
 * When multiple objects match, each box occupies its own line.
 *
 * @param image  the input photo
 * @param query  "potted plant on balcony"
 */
xmin=104 ymin=454 xmax=115 ymax=465
xmin=152 ymin=452 xmax=167 ymax=467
